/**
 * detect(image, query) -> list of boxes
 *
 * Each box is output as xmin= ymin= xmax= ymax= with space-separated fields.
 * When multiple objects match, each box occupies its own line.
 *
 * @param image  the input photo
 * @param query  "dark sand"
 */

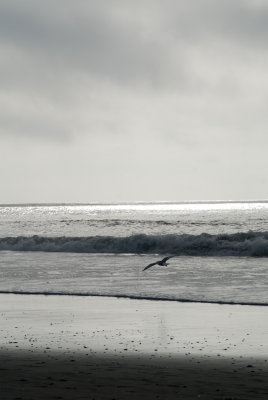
xmin=1 ymin=350 xmax=268 ymax=399
xmin=1 ymin=294 xmax=268 ymax=399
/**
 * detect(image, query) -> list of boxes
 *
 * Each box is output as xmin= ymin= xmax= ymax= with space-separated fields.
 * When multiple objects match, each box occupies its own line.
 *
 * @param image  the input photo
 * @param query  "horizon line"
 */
xmin=1 ymin=199 xmax=268 ymax=207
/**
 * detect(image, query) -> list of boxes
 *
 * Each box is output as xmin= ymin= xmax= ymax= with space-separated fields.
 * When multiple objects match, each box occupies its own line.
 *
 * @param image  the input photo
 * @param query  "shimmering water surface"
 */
xmin=1 ymin=202 xmax=268 ymax=304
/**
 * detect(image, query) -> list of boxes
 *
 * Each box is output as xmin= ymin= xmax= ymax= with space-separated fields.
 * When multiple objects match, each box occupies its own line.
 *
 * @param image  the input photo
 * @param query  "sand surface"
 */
xmin=1 ymin=294 xmax=268 ymax=399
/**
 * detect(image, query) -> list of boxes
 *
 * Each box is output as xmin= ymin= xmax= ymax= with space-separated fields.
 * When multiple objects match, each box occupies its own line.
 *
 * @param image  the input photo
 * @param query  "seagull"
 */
xmin=143 ymin=256 xmax=174 ymax=271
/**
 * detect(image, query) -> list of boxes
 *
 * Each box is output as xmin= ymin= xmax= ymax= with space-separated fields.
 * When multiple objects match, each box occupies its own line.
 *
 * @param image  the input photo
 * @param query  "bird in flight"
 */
xmin=143 ymin=256 xmax=174 ymax=271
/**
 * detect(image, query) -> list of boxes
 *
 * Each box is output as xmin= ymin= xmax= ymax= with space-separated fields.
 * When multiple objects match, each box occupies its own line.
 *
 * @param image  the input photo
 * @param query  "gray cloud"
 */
xmin=0 ymin=110 xmax=71 ymax=141
xmin=163 ymin=0 xmax=268 ymax=46
xmin=1 ymin=0 xmax=267 ymax=96
xmin=0 ymin=1 xmax=178 ymax=88
xmin=1 ymin=1 xmax=267 ymax=89
xmin=1 ymin=1 xmax=268 ymax=203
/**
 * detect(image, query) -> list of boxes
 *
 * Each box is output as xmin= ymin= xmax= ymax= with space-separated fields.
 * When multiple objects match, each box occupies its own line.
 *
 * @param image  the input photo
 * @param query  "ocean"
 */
xmin=1 ymin=202 xmax=268 ymax=305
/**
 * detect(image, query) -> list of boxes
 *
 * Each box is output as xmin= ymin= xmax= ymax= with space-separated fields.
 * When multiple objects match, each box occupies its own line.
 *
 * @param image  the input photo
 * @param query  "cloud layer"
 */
xmin=1 ymin=1 xmax=268 ymax=201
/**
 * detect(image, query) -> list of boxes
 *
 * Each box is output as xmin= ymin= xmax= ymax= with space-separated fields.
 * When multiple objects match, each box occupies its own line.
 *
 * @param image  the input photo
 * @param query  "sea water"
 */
xmin=0 ymin=202 xmax=268 ymax=305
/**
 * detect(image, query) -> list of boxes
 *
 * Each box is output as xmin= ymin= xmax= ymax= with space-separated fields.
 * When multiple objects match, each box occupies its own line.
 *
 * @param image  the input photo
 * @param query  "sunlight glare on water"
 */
xmin=1 ymin=201 xmax=268 ymax=237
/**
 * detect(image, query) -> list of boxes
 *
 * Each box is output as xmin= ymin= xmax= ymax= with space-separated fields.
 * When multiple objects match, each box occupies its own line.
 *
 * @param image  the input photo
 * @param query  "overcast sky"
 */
xmin=1 ymin=0 xmax=268 ymax=203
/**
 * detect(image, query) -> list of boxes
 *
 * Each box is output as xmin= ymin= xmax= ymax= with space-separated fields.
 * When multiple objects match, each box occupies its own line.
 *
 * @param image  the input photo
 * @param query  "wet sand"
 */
xmin=1 ymin=294 xmax=268 ymax=399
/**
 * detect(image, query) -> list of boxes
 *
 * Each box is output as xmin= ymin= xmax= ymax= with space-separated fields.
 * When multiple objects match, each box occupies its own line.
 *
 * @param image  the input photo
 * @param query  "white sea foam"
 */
xmin=1 ymin=231 xmax=268 ymax=256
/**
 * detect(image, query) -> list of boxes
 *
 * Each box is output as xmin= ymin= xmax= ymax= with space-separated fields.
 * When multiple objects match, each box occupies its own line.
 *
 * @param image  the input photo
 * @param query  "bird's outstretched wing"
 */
xmin=143 ymin=262 xmax=157 ymax=271
xmin=161 ymin=256 xmax=174 ymax=263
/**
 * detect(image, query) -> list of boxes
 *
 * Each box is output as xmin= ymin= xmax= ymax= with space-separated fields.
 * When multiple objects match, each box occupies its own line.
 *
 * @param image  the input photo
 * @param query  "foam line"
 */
xmin=0 ymin=290 xmax=267 ymax=307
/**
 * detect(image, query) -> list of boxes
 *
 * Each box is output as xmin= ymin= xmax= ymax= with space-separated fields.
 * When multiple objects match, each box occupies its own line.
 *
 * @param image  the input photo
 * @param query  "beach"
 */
xmin=1 ymin=294 xmax=268 ymax=399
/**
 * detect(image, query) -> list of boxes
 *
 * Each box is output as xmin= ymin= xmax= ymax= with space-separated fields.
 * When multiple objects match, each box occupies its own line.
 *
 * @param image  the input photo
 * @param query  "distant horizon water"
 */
xmin=1 ymin=199 xmax=268 ymax=205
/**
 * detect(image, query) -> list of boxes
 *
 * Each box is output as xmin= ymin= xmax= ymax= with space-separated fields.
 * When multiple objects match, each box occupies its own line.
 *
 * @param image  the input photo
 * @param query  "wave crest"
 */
xmin=1 ymin=231 xmax=268 ymax=256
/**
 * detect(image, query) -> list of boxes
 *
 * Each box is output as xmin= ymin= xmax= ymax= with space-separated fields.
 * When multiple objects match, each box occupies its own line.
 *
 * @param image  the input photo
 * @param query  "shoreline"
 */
xmin=1 ymin=290 xmax=268 ymax=307
xmin=1 ymin=294 xmax=268 ymax=399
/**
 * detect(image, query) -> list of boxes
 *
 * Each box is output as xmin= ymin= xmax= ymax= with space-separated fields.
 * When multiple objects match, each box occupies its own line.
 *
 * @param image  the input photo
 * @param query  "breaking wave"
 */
xmin=1 ymin=231 xmax=268 ymax=256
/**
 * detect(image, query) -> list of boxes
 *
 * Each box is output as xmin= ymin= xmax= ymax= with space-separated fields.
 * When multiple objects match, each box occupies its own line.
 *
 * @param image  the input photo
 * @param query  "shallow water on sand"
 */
xmin=1 ymin=251 xmax=268 ymax=305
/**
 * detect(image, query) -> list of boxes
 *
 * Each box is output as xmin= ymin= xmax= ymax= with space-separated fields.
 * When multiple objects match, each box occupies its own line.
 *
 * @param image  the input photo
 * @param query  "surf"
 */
xmin=1 ymin=231 xmax=268 ymax=256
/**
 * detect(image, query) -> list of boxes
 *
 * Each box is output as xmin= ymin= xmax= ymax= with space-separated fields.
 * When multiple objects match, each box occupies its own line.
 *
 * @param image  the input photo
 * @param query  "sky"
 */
xmin=1 ymin=0 xmax=268 ymax=203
